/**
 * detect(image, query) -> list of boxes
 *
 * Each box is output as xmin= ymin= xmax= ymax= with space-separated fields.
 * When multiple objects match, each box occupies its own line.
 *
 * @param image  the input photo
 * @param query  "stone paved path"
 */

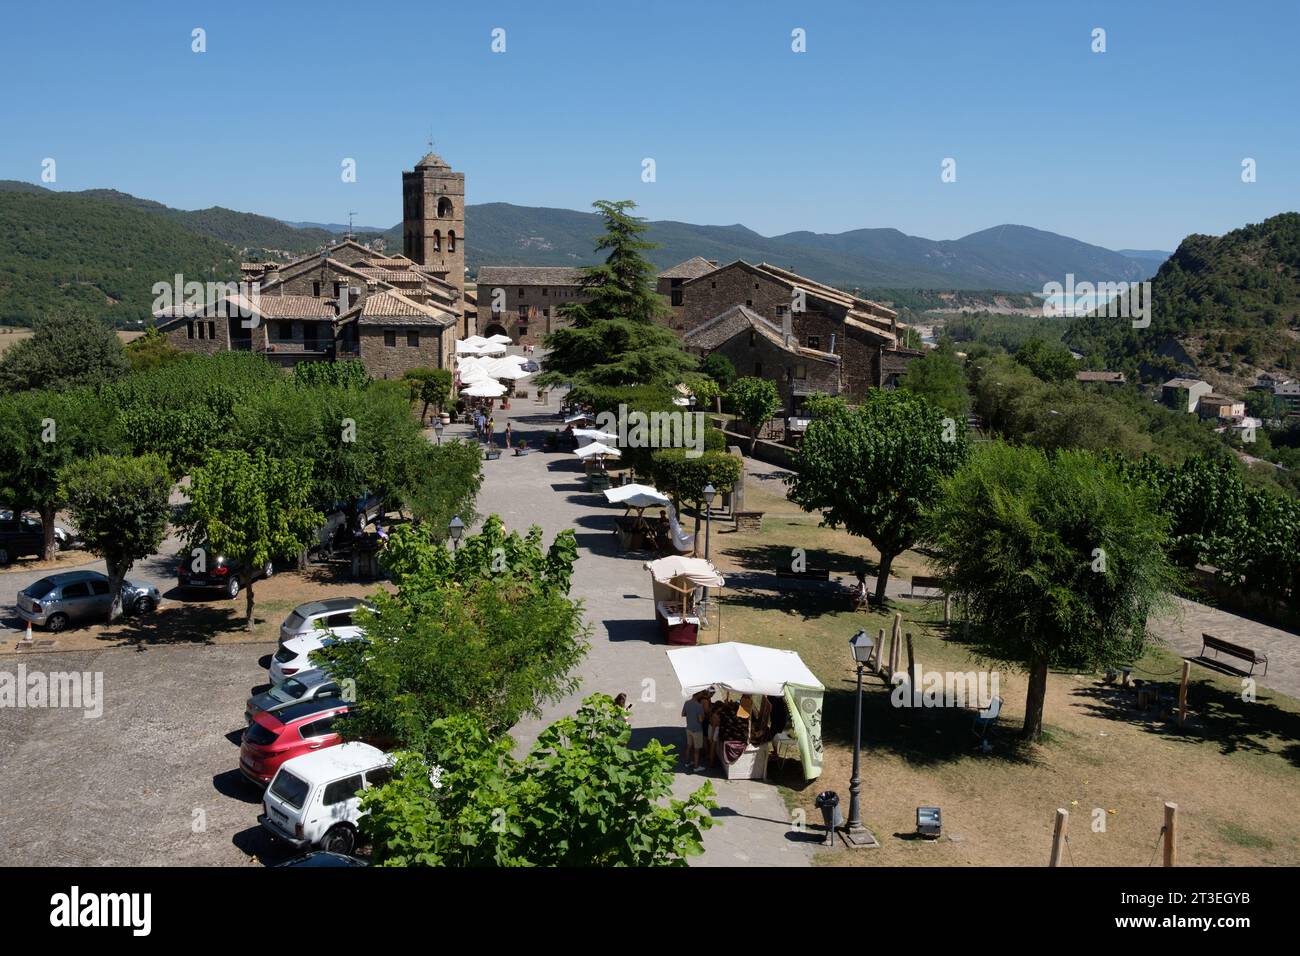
xmin=461 ymin=396 xmax=820 ymax=867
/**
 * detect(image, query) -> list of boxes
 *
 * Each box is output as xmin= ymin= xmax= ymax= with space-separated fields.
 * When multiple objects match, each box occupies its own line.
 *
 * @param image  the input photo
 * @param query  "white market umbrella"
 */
xmin=488 ymin=364 xmax=533 ymax=382
xmin=605 ymin=483 xmax=670 ymax=509
xmin=462 ymin=335 xmax=489 ymax=347
xmin=477 ymin=342 xmax=507 ymax=356
xmin=564 ymin=413 xmax=594 ymax=425
xmin=485 ymin=333 xmax=513 ymax=345
xmin=573 ymin=441 xmax=621 ymax=459
xmin=462 ymin=379 xmax=508 ymax=398
xmin=456 ymin=340 xmax=484 ymax=355
xmin=573 ymin=427 xmax=618 ymax=443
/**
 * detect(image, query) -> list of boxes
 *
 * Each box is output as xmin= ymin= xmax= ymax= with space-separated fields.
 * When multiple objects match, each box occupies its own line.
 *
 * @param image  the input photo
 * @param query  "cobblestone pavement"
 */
xmin=467 ymin=398 xmax=821 ymax=867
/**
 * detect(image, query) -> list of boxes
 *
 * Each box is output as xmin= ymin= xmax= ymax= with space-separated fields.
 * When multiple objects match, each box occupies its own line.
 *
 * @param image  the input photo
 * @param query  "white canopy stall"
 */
xmin=666 ymin=642 xmax=825 ymax=781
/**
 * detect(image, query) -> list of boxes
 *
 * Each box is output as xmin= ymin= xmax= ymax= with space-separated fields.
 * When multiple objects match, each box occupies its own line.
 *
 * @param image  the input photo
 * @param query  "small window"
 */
xmin=407 ymin=330 xmax=419 ymax=347
xmin=808 ymin=335 xmax=821 ymax=350
xmin=542 ymin=288 xmax=548 ymax=296
xmin=61 ymin=582 xmax=91 ymax=599
xmin=776 ymin=305 xmax=788 ymax=318
xmin=208 ymin=320 xmax=216 ymax=340
xmin=322 ymin=774 xmax=364 ymax=806
xmin=448 ymin=231 xmax=456 ymax=252
xmin=333 ymin=283 xmax=341 ymax=298
xmin=313 ymin=282 xmax=321 ymax=297
xmin=518 ymin=288 xmax=525 ymax=297
xmin=754 ymin=362 xmax=763 ymax=377
xmin=795 ymin=364 xmax=807 ymax=380
xmin=384 ymin=330 xmax=397 ymax=347
xmin=746 ymin=299 xmax=753 ymax=308
xmin=187 ymin=321 xmax=195 ymax=339
xmin=749 ymin=330 xmax=756 ymax=347
xmin=711 ymin=281 xmax=716 ymax=289
xmin=432 ymin=230 xmax=441 ymax=252
xmin=671 ymin=290 xmax=683 ymax=306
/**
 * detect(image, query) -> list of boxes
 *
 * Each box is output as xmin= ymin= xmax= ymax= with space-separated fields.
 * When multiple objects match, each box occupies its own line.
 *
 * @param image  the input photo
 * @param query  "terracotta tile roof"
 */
xmin=358 ymin=267 xmax=426 ymax=283
xmin=357 ymin=290 xmax=456 ymax=327
xmin=476 ymin=266 xmax=585 ymax=287
xmin=1076 ymin=371 xmax=1126 ymax=383
xmin=239 ymin=294 xmax=336 ymax=319
xmin=658 ymin=256 xmax=719 ymax=280
xmin=684 ymin=304 xmax=840 ymax=363
xmin=752 ymin=262 xmax=898 ymax=322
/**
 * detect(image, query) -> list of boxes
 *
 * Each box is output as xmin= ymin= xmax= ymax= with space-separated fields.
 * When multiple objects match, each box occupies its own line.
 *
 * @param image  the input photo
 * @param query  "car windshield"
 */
xmin=270 ymin=677 xmax=310 ymax=703
xmin=269 ymin=770 xmax=310 ymax=810
xmin=244 ymin=722 xmax=279 ymax=747
xmin=21 ymin=578 xmax=56 ymax=599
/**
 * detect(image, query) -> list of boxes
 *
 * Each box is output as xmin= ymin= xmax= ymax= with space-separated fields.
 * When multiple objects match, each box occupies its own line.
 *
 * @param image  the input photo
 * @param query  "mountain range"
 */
xmin=0 ymin=180 xmax=1161 ymax=295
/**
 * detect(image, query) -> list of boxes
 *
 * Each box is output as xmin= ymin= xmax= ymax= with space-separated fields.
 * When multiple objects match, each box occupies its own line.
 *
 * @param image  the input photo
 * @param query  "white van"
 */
xmin=259 ymin=743 xmax=391 ymax=855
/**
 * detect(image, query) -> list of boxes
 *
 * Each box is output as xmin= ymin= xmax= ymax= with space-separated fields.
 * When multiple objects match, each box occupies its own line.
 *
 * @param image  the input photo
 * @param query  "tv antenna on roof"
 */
xmin=347 ymin=211 xmax=357 ymax=238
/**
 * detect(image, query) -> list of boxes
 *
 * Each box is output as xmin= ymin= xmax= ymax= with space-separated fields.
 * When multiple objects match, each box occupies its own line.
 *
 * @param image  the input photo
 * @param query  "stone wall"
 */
xmin=357 ymin=325 xmax=447 ymax=380
xmin=477 ymin=283 xmax=585 ymax=347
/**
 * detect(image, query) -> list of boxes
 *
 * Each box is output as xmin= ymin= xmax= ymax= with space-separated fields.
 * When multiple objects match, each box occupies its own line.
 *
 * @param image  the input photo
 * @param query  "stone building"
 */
xmin=678 ymin=260 xmax=921 ymax=402
xmin=683 ymin=305 xmax=840 ymax=416
xmin=473 ymin=266 xmax=586 ymax=347
xmin=155 ymin=153 xmax=466 ymax=380
xmin=656 ymin=256 xmax=719 ymax=327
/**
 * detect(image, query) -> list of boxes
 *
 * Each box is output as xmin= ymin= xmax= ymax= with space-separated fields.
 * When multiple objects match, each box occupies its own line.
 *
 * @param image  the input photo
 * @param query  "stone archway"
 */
xmin=483 ymin=323 xmax=509 ymax=341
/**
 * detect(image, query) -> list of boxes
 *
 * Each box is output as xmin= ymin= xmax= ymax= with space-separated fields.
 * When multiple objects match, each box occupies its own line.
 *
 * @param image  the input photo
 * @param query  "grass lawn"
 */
xmin=702 ymin=464 xmax=1300 ymax=866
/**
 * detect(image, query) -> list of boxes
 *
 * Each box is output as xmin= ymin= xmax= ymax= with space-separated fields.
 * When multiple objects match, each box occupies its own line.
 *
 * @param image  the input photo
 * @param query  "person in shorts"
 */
xmin=681 ymin=691 xmax=707 ymax=771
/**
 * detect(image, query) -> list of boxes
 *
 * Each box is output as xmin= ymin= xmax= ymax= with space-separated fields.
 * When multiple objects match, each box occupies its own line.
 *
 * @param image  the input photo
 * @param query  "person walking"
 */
xmin=504 ymin=422 xmax=513 ymax=450
xmin=486 ymin=415 xmax=495 ymax=448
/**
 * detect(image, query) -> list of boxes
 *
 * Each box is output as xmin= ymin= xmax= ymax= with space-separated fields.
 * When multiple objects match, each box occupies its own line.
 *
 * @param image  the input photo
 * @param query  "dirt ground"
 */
xmin=706 ymin=466 xmax=1300 ymax=867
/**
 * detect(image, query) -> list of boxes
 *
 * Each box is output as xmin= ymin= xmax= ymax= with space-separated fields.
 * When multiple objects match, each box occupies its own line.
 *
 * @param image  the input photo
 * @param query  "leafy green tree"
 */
xmin=183 ymin=449 xmax=322 ymax=630
xmin=0 ymin=388 xmax=116 ymax=559
xmin=1014 ymin=337 xmax=1077 ymax=383
xmin=318 ymin=516 xmax=586 ymax=747
xmin=393 ymin=439 xmax=483 ymax=531
xmin=787 ymin=390 xmax=969 ymax=604
xmin=61 ymin=454 xmax=172 ymax=621
xmin=649 ymin=449 xmax=742 ymax=548
xmin=727 ymin=376 xmax=781 ymax=452
xmin=538 ymin=200 xmax=697 ymax=389
xmin=700 ymin=353 xmax=736 ymax=391
xmin=925 ymin=443 xmax=1177 ymax=740
xmin=402 ymin=367 xmax=453 ymax=422
xmin=123 ymin=327 xmax=184 ymax=373
xmin=899 ymin=342 xmax=970 ymax=418
xmin=0 ymin=313 xmax=129 ymax=393
xmin=359 ymin=696 xmax=716 ymax=867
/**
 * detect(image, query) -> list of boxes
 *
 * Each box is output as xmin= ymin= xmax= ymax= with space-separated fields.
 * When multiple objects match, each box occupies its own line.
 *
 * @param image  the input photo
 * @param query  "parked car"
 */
xmin=521 ymin=360 xmax=541 ymax=373
xmin=0 ymin=515 xmax=44 ymax=566
xmin=0 ymin=509 xmax=76 ymax=558
xmin=238 ymin=698 xmax=351 ymax=787
xmin=270 ymin=631 xmax=367 ymax=685
xmin=278 ymin=597 xmax=375 ymax=649
xmin=16 ymin=571 xmax=161 ymax=632
xmin=176 ymin=541 xmax=274 ymax=599
xmin=308 ymin=495 xmax=384 ymax=563
xmin=245 ymin=669 xmax=343 ymax=726
xmin=259 ymin=742 xmax=391 ymax=855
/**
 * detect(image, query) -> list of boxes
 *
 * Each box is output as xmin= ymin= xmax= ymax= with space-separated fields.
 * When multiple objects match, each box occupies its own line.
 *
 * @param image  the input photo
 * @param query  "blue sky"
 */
xmin=1 ymin=0 xmax=1295 ymax=250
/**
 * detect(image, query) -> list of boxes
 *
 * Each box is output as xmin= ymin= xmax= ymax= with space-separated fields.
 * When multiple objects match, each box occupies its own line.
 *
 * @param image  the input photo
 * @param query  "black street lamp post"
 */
xmin=843 ymin=629 xmax=880 ymax=848
xmin=448 ymin=515 xmax=465 ymax=551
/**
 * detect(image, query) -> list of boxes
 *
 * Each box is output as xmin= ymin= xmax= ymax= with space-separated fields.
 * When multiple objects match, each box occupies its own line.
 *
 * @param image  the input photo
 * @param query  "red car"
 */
xmin=239 ymin=698 xmax=350 ymax=787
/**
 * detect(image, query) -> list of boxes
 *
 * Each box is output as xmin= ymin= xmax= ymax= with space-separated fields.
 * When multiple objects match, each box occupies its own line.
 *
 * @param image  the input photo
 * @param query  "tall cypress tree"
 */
xmin=538 ymin=200 xmax=697 ymax=388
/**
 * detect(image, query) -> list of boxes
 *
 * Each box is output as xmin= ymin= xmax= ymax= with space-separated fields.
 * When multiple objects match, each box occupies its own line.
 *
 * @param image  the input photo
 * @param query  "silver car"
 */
xmin=17 ymin=571 xmax=161 ymax=632
xmin=278 ymin=597 xmax=376 ymax=649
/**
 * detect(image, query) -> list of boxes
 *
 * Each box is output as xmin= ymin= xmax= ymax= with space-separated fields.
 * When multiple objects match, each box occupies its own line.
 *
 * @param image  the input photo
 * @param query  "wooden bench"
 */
xmin=909 ymin=575 xmax=946 ymax=599
xmin=1187 ymin=634 xmax=1269 ymax=678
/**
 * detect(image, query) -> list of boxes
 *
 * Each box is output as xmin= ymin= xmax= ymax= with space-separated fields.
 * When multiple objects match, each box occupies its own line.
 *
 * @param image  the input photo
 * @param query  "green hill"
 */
xmin=0 ymin=189 xmax=241 ymax=328
xmin=1065 ymin=212 xmax=1300 ymax=388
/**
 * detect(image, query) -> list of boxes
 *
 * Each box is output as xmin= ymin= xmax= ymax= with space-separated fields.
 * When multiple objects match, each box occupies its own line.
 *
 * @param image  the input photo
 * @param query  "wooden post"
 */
xmin=943 ymin=592 xmax=952 ymax=626
xmin=1163 ymin=802 xmax=1178 ymax=867
xmin=868 ymin=628 xmax=883 ymax=671
xmin=1049 ymin=808 xmax=1069 ymax=867
xmin=1178 ymin=661 xmax=1190 ymax=727
xmin=905 ymin=632 xmax=916 ymax=688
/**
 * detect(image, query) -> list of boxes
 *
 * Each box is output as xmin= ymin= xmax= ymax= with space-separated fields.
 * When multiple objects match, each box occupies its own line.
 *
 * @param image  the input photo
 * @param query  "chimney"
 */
xmin=829 ymin=332 xmax=836 ymax=354
xmin=264 ymin=264 xmax=281 ymax=285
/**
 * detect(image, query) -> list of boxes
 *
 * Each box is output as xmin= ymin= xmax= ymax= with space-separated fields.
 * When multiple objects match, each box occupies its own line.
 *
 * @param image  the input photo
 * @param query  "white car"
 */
xmin=278 ymin=597 xmax=375 ymax=649
xmin=269 ymin=629 xmax=366 ymax=684
xmin=259 ymin=743 xmax=392 ymax=855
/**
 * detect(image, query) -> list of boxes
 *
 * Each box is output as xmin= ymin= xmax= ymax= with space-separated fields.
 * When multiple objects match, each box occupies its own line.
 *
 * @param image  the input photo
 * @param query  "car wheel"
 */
xmin=322 ymin=825 xmax=356 ymax=856
xmin=46 ymin=613 xmax=69 ymax=632
xmin=134 ymin=596 xmax=157 ymax=616
xmin=226 ymin=578 xmax=241 ymax=600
